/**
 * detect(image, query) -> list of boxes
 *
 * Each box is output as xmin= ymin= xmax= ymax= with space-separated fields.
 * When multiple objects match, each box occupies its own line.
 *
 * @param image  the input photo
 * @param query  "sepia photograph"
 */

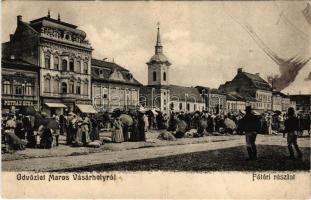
xmin=1 ymin=0 xmax=311 ymax=198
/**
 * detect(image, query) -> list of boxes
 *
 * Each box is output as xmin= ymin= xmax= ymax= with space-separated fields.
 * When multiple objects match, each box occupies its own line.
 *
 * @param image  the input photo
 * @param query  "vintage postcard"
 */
xmin=1 ymin=1 xmax=311 ymax=199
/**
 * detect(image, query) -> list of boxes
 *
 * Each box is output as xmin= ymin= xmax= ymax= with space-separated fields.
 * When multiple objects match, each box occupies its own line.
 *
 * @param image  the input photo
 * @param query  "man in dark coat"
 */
xmin=23 ymin=116 xmax=36 ymax=148
xmin=237 ymin=106 xmax=261 ymax=160
xmin=167 ymin=112 xmax=177 ymax=131
xmin=284 ymin=107 xmax=303 ymax=159
xmin=136 ymin=112 xmax=145 ymax=141
xmin=15 ymin=115 xmax=25 ymax=140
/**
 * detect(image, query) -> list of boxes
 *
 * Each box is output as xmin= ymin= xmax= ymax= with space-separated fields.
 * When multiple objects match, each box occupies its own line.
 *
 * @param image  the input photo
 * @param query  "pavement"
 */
xmin=2 ymin=130 xmax=239 ymax=161
xmin=3 ymin=133 xmax=310 ymax=172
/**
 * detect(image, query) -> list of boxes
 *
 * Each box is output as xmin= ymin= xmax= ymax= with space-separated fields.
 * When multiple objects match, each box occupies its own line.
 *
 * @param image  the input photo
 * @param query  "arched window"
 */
xmin=44 ymin=78 xmax=50 ymax=93
xmin=53 ymin=79 xmax=59 ymax=94
xmin=69 ymin=59 xmax=74 ymax=72
xmin=14 ymin=82 xmax=23 ymax=95
xmin=76 ymin=83 xmax=81 ymax=95
xmin=76 ymin=60 xmax=81 ymax=73
xmin=62 ymin=59 xmax=67 ymax=71
xmin=83 ymin=82 xmax=88 ymax=96
xmin=169 ymin=102 xmax=174 ymax=110
xmin=25 ymin=83 xmax=33 ymax=96
xmin=61 ymin=82 xmax=67 ymax=94
xmin=45 ymin=55 xmax=51 ymax=69
xmin=69 ymin=80 xmax=74 ymax=93
xmin=3 ymin=81 xmax=11 ymax=94
xmin=163 ymin=72 xmax=166 ymax=81
xmin=83 ymin=62 xmax=88 ymax=74
xmin=153 ymin=71 xmax=157 ymax=81
xmin=54 ymin=56 xmax=59 ymax=70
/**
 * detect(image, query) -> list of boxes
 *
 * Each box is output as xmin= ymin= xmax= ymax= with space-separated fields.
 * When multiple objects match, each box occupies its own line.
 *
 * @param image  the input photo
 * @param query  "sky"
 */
xmin=2 ymin=1 xmax=311 ymax=94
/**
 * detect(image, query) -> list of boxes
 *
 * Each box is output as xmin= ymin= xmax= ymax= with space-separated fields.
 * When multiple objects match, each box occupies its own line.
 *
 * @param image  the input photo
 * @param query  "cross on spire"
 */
xmin=155 ymin=22 xmax=163 ymax=54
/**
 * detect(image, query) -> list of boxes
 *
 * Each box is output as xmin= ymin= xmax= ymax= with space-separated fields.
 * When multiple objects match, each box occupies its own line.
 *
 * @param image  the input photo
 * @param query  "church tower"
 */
xmin=147 ymin=23 xmax=171 ymax=86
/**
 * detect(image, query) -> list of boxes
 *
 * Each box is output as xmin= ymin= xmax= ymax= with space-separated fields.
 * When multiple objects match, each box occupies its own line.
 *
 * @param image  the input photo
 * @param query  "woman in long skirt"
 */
xmin=112 ymin=118 xmax=124 ymax=143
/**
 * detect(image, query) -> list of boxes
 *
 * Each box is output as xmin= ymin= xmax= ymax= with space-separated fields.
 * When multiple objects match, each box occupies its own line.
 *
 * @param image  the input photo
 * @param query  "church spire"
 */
xmin=155 ymin=22 xmax=163 ymax=54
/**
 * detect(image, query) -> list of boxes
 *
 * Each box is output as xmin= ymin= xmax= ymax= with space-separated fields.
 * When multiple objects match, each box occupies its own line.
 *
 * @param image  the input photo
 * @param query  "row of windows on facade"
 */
xmin=94 ymin=98 xmax=139 ymax=106
xmin=44 ymin=55 xmax=88 ymax=74
xmin=256 ymin=93 xmax=271 ymax=102
xmin=170 ymin=102 xmax=197 ymax=111
xmin=257 ymin=102 xmax=271 ymax=109
xmin=43 ymin=79 xmax=88 ymax=95
xmin=2 ymin=81 xmax=33 ymax=95
xmin=153 ymin=71 xmax=166 ymax=81
xmin=93 ymin=90 xmax=138 ymax=100
xmin=227 ymin=102 xmax=244 ymax=110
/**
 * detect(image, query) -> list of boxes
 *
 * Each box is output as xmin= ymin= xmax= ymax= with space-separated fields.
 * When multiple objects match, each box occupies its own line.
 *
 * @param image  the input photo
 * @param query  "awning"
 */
xmin=45 ymin=103 xmax=67 ymax=108
xmin=76 ymin=104 xmax=97 ymax=114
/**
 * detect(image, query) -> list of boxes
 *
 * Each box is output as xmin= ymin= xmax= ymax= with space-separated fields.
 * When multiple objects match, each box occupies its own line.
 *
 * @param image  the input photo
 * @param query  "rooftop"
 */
xmin=91 ymin=58 xmax=142 ymax=86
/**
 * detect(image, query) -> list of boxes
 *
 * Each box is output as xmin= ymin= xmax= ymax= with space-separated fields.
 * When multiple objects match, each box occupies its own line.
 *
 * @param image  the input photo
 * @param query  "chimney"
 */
xmin=9 ymin=34 xmax=13 ymax=41
xmin=237 ymin=68 xmax=243 ymax=74
xmin=17 ymin=15 xmax=22 ymax=24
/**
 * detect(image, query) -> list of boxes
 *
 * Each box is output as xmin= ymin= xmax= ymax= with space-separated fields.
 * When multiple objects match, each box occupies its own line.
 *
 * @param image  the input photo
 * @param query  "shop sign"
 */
xmin=2 ymin=100 xmax=34 ymax=106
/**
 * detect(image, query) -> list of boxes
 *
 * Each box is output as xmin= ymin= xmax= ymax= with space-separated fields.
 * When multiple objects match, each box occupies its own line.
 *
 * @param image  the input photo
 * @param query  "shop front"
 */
xmin=1 ymin=59 xmax=40 ymax=115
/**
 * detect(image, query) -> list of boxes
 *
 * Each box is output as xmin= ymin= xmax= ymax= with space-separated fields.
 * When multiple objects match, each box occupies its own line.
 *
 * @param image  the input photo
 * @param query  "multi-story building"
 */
xmin=3 ymin=13 xmax=94 ymax=116
xmin=195 ymin=86 xmax=226 ymax=114
xmin=91 ymin=58 xmax=142 ymax=111
xmin=272 ymin=91 xmax=291 ymax=112
xmin=1 ymin=57 xmax=39 ymax=113
xmin=226 ymin=92 xmax=246 ymax=113
xmin=140 ymin=24 xmax=204 ymax=114
xmin=219 ymin=68 xmax=272 ymax=112
xmin=290 ymin=94 xmax=311 ymax=114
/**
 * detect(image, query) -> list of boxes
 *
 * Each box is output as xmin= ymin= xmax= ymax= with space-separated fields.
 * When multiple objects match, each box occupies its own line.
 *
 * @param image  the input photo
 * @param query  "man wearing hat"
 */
xmin=284 ymin=107 xmax=303 ymax=159
xmin=238 ymin=105 xmax=261 ymax=160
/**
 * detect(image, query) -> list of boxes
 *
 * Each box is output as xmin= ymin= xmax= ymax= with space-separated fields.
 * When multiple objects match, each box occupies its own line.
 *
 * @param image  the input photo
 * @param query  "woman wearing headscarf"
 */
xmin=112 ymin=117 xmax=124 ymax=143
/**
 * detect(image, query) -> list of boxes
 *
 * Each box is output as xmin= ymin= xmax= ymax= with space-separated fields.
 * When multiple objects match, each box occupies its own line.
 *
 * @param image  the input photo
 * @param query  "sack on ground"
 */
xmin=157 ymin=131 xmax=176 ymax=141
xmin=88 ymin=141 xmax=101 ymax=148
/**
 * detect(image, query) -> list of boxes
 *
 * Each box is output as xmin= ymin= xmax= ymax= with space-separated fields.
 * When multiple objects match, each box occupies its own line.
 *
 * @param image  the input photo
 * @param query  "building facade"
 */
xmin=272 ymin=91 xmax=290 ymax=112
xmin=91 ymin=58 xmax=142 ymax=111
xmin=290 ymin=94 xmax=311 ymax=114
xmin=140 ymin=24 xmax=204 ymax=114
xmin=219 ymin=68 xmax=272 ymax=112
xmin=226 ymin=92 xmax=246 ymax=113
xmin=3 ymin=13 xmax=93 ymax=116
xmin=195 ymin=86 xmax=226 ymax=114
xmin=1 ymin=58 xmax=39 ymax=113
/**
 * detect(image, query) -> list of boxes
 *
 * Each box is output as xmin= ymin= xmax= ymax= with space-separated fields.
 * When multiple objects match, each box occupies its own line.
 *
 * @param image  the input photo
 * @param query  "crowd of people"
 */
xmin=2 ymin=106 xmax=310 ymax=160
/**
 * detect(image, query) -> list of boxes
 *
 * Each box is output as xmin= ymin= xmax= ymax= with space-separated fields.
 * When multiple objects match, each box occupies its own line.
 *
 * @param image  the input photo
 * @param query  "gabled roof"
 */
xmin=165 ymin=85 xmax=203 ymax=103
xmin=226 ymin=91 xmax=256 ymax=102
xmin=91 ymin=58 xmax=142 ymax=86
xmin=226 ymin=92 xmax=245 ymax=101
xmin=241 ymin=72 xmax=272 ymax=91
